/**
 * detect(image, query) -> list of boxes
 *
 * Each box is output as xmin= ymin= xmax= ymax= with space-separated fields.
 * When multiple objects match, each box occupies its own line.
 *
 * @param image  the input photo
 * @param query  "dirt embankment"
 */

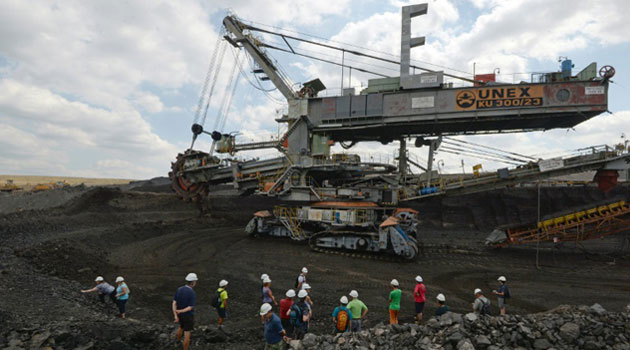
xmin=0 ymin=185 xmax=629 ymax=349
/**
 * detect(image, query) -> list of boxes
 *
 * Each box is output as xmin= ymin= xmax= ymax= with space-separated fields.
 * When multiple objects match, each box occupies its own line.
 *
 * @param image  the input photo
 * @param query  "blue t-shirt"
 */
xmin=174 ymin=285 xmax=196 ymax=316
xmin=264 ymin=313 xmax=284 ymax=344
xmin=116 ymin=283 xmax=129 ymax=300
xmin=498 ymin=284 xmax=509 ymax=298
xmin=332 ymin=306 xmax=353 ymax=331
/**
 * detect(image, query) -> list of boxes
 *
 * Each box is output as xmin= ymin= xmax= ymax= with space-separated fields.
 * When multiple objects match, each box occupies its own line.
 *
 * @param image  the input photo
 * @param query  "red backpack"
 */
xmin=336 ymin=308 xmax=349 ymax=331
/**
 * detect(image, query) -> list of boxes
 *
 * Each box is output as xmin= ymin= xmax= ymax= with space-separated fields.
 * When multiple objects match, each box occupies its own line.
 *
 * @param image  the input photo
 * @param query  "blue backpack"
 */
xmin=290 ymin=304 xmax=304 ymax=327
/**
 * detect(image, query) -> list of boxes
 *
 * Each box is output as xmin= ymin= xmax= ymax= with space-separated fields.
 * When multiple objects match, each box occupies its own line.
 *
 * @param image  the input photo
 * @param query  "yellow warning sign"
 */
xmin=456 ymin=85 xmax=543 ymax=111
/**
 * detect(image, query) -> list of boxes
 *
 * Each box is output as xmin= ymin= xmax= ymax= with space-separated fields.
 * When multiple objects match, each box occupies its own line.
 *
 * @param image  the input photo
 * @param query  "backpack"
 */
xmin=480 ymin=299 xmax=491 ymax=315
xmin=295 ymin=275 xmax=302 ymax=288
xmin=504 ymin=286 xmax=511 ymax=299
xmin=290 ymin=303 xmax=303 ymax=327
xmin=335 ymin=308 xmax=349 ymax=331
xmin=210 ymin=289 xmax=222 ymax=308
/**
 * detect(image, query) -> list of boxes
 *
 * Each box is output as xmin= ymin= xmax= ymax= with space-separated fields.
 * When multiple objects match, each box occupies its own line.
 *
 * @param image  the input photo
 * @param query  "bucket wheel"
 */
xmin=169 ymin=153 xmax=207 ymax=201
xmin=599 ymin=65 xmax=615 ymax=79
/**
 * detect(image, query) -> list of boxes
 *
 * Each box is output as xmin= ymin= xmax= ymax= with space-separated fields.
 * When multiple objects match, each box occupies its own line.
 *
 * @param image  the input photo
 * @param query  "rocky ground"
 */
xmin=0 ymin=184 xmax=629 ymax=349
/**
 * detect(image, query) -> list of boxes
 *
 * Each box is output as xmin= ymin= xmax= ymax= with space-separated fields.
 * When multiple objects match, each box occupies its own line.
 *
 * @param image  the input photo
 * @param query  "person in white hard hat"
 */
xmin=279 ymin=290 xmax=295 ymax=335
xmin=347 ymin=290 xmax=368 ymax=332
xmin=493 ymin=276 xmax=510 ymax=315
xmin=388 ymin=279 xmax=401 ymax=324
xmin=413 ymin=275 xmax=426 ymax=324
xmin=216 ymin=280 xmax=229 ymax=327
xmin=472 ymin=288 xmax=491 ymax=315
xmin=262 ymin=277 xmax=278 ymax=306
xmin=434 ymin=293 xmax=450 ymax=316
xmin=332 ymin=296 xmax=353 ymax=333
xmin=114 ymin=276 xmax=129 ymax=318
xmin=260 ymin=303 xmax=289 ymax=350
xmin=289 ymin=289 xmax=310 ymax=339
xmin=296 ymin=267 xmax=308 ymax=290
xmin=172 ymin=273 xmax=198 ymax=350
xmin=81 ymin=276 xmax=116 ymax=304
xmin=260 ymin=273 xmax=269 ymax=289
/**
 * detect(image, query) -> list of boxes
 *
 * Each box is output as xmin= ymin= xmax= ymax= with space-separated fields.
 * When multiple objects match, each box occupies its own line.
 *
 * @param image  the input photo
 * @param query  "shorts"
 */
xmin=351 ymin=319 xmax=362 ymax=332
xmin=415 ymin=302 xmax=425 ymax=314
xmin=217 ymin=307 xmax=227 ymax=318
xmin=179 ymin=314 xmax=195 ymax=332
xmin=116 ymin=299 xmax=127 ymax=315
xmin=389 ymin=308 xmax=399 ymax=324
xmin=498 ymin=297 xmax=506 ymax=309
xmin=264 ymin=341 xmax=283 ymax=350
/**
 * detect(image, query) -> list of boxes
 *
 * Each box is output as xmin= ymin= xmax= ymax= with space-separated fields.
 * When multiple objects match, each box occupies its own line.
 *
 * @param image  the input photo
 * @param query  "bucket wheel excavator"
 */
xmin=169 ymin=4 xmax=629 ymax=259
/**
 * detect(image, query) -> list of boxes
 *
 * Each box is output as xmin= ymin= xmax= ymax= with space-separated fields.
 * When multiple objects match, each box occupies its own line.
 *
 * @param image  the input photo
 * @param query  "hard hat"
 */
xmin=185 ymin=273 xmax=198 ymax=282
xmin=301 ymin=267 xmax=308 ymax=273
xmin=302 ymin=283 xmax=311 ymax=290
xmin=286 ymin=289 xmax=296 ymax=298
xmin=263 ymin=277 xmax=272 ymax=284
xmin=497 ymin=276 xmax=507 ymax=282
xmin=349 ymin=290 xmax=358 ymax=298
xmin=219 ymin=280 xmax=228 ymax=287
xmin=436 ymin=293 xmax=446 ymax=302
xmin=340 ymin=296 xmax=349 ymax=304
xmin=94 ymin=276 xmax=104 ymax=282
xmin=115 ymin=276 xmax=124 ymax=283
xmin=390 ymin=279 xmax=399 ymax=286
xmin=298 ymin=290 xmax=308 ymax=298
xmin=415 ymin=275 xmax=423 ymax=283
xmin=474 ymin=288 xmax=482 ymax=295
xmin=259 ymin=303 xmax=273 ymax=316
xmin=261 ymin=273 xmax=269 ymax=280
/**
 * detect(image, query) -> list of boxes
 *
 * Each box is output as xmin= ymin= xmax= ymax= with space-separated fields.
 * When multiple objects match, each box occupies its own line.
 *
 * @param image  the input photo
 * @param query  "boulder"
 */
xmin=533 ymin=338 xmax=551 ymax=349
xmin=302 ymin=333 xmax=318 ymax=348
xmin=559 ymin=322 xmax=580 ymax=342
xmin=464 ymin=313 xmax=478 ymax=322
xmin=590 ymin=303 xmax=607 ymax=316
xmin=457 ymin=339 xmax=476 ymax=350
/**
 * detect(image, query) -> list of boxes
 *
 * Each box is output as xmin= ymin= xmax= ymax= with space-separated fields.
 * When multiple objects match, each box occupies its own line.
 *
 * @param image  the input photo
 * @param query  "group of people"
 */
xmin=80 ymin=275 xmax=130 ymax=318
xmin=81 ymin=268 xmax=511 ymax=350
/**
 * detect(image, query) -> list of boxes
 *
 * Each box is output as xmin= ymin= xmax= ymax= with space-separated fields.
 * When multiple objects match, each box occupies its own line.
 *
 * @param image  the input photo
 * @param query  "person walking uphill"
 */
xmin=347 ymin=290 xmax=368 ymax=332
xmin=212 ymin=280 xmax=229 ymax=328
xmin=413 ymin=275 xmax=426 ymax=324
xmin=388 ymin=279 xmax=401 ymax=324
xmin=114 ymin=276 xmax=129 ymax=318
xmin=493 ymin=276 xmax=510 ymax=315
xmin=289 ymin=289 xmax=310 ymax=340
xmin=472 ymin=288 xmax=491 ymax=315
xmin=279 ymin=289 xmax=295 ymax=336
xmin=260 ymin=303 xmax=289 ymax=350
xmin=262 ymin=277 xmax=278 ymax=306
xmin=81 ymin=276 xmax=116 ymax=304
xmin=332 ymin=296 xmax=353 ymax=333
xmin=296 ymin=267 xmax=308 ymax=290
xmin=172 ymin=273 xmax=198 ymax=350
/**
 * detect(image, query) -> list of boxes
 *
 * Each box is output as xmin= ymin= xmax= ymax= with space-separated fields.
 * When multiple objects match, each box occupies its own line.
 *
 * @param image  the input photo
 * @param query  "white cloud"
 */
xmin=133 ymin=92 xmax=164 ymax=114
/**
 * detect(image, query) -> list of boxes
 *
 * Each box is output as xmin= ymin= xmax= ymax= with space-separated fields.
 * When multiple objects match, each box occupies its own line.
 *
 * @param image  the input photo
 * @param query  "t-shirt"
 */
xmin=497 ymin=284 xmax=508 ymax=298
xmin=173 ymin=285 xmax=196 ymax=316
xmin=332 ymin=306 xmax=353 ymax=331
xmin=414 ymin=283 xmax=426 ymax=303
xmin=298 ymin=275 xmax=306 ymax=289
xmin=347 ymin=299 xmax=367 ymax=320
xmin=473 ymin=296 xmax=490 ymax=313
xmin=389 ymin=289 xmax=401 ymax=310
xmin=217 ymin=288 xmax=228 ymax=308
xmin=264 ymin=313 xmax=284 ymax=344
xmin=279 ymin=298 xmax=293 ymax=320
xmin=435 ymin=305 xmax=450 ymax=317
xmin=116 ymin=283 xmax=129 ymax=300
xmin=96 ymin=282 xmax=115 ymax=295
xmin=262 ymin=286 xmax=272 ymax=303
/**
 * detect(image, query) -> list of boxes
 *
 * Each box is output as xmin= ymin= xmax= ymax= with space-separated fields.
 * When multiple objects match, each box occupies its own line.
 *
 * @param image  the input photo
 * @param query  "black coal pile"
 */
xmin=286 ymin=304 xmax=630 ymax=350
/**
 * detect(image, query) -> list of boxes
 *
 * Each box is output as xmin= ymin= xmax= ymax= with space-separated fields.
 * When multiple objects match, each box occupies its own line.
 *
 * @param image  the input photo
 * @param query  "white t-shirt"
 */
xmin=298 ymin=275 xmax=306 ymax=289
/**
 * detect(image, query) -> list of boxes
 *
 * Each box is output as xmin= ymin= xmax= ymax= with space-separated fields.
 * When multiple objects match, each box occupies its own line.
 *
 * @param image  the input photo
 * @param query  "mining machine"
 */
xmin=169 ymin=4 xmax=629 ymax=259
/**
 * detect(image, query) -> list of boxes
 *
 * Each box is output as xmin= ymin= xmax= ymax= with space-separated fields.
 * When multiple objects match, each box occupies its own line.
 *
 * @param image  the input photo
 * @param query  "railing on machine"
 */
xmin=273 ymin=206 xmax=306 ymax=240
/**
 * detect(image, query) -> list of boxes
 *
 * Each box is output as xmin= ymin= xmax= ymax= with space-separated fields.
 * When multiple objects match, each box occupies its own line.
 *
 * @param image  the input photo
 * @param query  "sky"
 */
xmin=1 ymin=0 xmax=629 ymax=179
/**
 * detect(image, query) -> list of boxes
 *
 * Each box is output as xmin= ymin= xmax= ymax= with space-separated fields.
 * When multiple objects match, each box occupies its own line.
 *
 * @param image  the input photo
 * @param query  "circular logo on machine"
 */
xmin=456 ymin=90 xmax=476 ymax=109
